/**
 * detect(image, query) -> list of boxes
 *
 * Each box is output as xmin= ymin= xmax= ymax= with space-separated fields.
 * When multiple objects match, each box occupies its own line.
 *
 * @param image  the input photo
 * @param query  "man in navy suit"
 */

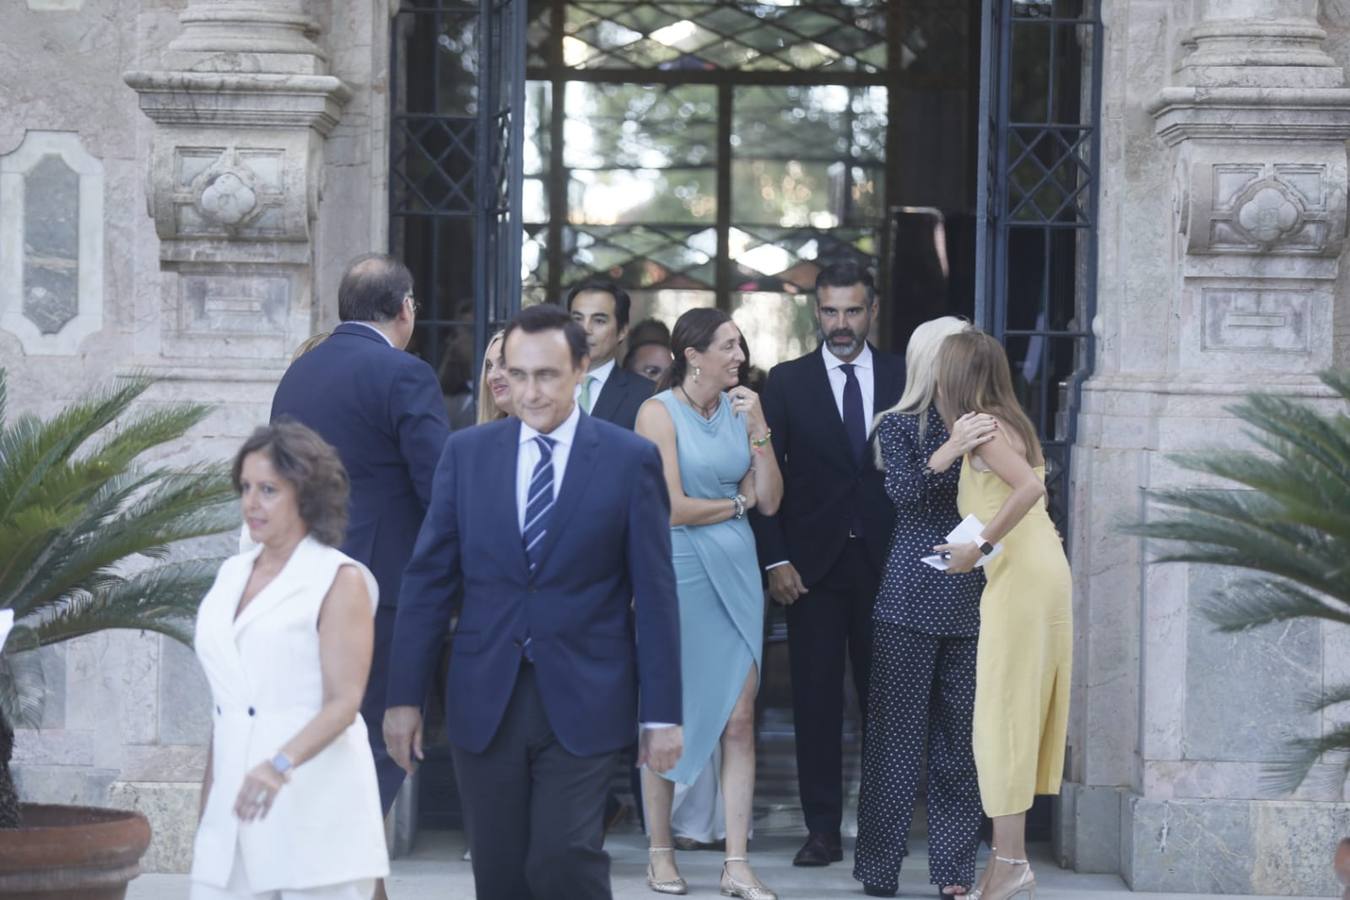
xmin=384 ymin=305 xmax=683 ymax=900
xmin=270 ymin=254 xmax=450 ymax=820
xmin=567 ymin=279 xmax=654 ymax=430
xmin=750 ymin=261 xmax=906 ymax=867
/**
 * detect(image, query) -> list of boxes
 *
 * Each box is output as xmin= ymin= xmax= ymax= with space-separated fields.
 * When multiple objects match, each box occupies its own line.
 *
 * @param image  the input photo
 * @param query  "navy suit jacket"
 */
xmin=387 ymin=413 xmax=682 ymax=757
xmin=270 ymin=323 xmax=451 ymax=609
xmin=749 ymin=344 xmax=905 ymax=586
xmin=589 ymin=365 xmax=654 ymax=431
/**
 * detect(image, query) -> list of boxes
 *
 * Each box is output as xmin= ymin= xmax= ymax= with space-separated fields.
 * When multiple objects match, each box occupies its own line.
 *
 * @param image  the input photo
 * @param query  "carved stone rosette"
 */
xmin=1150 ymin=1 xmax=1350 ymax=376
xmin=123 ymin=0 xmax=349 ymax=361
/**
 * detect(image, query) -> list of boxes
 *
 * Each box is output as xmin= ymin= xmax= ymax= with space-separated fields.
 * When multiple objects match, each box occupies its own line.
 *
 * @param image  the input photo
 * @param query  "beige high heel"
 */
xmin=976 ymin=855 xmax=1036 ymax=900
xmin=646 ymin=846 xmax=688 ymax=895
xmin=720 ymin=856 xmax=777 ymax=900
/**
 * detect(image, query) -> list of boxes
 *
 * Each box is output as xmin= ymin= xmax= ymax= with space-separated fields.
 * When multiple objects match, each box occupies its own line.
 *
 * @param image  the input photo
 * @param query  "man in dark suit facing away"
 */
xmin=270 ymin=253 xmax=451 ymax=822
xmin=567 ymin=279 xmax=654 ymax=431
xmin=750 ymin=261 xmax=906 ymax=868
xmin=384 ymin=304 xmax=683 ymax=900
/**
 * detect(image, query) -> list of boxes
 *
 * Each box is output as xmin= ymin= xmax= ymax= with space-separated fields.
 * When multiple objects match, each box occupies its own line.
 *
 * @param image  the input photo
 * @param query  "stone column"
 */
xmin=1058 ymin=0 xmax=1350 ymax=893
xmin=122 ymin=0 xmax=349 ymax=455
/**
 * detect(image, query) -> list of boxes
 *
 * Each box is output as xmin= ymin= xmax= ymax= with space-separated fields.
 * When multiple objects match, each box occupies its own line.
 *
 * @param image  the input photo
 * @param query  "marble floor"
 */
xmin=126 ymin=831 xmax=1324 ymax=900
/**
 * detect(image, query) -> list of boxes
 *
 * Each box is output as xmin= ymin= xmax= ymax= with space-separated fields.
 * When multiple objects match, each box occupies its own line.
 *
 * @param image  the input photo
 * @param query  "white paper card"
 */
xmin=920 ymin=514 xmax=1004 ymax=570
xmin=0 ymin=609 xmax=14 ymax=654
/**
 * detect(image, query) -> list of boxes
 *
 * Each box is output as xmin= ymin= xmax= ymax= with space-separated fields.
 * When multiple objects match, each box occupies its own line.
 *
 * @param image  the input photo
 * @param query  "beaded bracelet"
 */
xmin=750 ymin=430 xmax=773 ymax=449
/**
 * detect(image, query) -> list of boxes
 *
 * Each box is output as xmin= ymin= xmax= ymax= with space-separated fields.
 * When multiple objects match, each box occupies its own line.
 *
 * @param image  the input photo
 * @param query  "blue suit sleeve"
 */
xmin=748 ymin=365 xmax=791 ymax=568
xmin=628 ymin=442 xmax=682 ymax=726
xmin=386 ymin=438 xmax=462 ymax=709
xmin=392 ymin=361 xmax=451 ymax=511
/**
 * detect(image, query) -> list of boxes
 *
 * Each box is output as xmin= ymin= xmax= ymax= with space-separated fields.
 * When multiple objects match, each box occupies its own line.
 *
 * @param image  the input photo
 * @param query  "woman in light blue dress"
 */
xmin=636 ymin=308 xmax=783 ymax=899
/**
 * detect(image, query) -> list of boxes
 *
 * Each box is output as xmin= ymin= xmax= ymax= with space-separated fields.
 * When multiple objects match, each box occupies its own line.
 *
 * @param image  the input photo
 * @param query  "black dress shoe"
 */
xmin=793 ymin=832 xmax=843 ymax=867
xmin=863 ymin=887 xmax=898 ymax=898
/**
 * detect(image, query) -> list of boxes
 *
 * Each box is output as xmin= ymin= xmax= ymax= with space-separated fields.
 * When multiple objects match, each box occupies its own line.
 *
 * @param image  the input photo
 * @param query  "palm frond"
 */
xmin=0 ymin=372 xmax=234 ymax=727
xmin=1197 ymin=578 xmax=1350 ymax=631
xmin=1260 ymin=724 xmax=1350 ymax=796
xmin=26 ymin=558 xmax=225 ymax=648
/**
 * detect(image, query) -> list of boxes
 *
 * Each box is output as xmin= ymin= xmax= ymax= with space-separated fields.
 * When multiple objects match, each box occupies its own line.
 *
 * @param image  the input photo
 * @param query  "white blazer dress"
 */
xmin=190 ymin=535 xmax=390 ymax=892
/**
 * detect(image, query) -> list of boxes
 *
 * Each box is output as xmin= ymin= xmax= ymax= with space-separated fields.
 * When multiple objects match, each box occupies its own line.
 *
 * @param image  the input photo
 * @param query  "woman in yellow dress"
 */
xmin=932 ymin=331 xmax=1071 ymax=900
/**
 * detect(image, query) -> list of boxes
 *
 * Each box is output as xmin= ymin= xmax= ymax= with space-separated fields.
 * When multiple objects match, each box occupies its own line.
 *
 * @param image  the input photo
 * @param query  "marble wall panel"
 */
xmin=1183 ymin=566 xmax=1321 ymax=763
xmin=158 ymin=635 xmax=211 ymax=746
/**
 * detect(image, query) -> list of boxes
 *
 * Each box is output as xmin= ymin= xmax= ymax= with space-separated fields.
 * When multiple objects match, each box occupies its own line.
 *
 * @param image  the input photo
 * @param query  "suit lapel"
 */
xmin=589 ymin=369 xmax=623 ymax=423
xmin=232 ymin=536 xmax=312 ymax=638
xmin=494 ymin=419 xmax=531 ymax=575
xmin=528 ymin=413 xmax=598 ymax=575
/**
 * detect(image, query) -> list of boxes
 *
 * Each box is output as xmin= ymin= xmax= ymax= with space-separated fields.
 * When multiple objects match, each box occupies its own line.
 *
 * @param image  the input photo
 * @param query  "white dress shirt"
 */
xmin=348 ymin=320 xmax=395 ymax=347
xmin=822 ymin=342 xmax=876 ymax=433
xmin=574 ymin=357 xmax=617 ymax=413
xmin=516 ymin=403 xmax=581 ymax=532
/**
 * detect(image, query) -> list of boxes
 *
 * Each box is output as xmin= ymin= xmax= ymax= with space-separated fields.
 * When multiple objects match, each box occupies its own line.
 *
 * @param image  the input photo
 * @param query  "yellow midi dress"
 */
xmin=957 ymin=461 xmax=1072 ymax=818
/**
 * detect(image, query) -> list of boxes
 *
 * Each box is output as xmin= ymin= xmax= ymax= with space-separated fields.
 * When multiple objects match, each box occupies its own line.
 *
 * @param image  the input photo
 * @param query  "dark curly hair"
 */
xmin=231 ymin=420 xmax=350 ymax=547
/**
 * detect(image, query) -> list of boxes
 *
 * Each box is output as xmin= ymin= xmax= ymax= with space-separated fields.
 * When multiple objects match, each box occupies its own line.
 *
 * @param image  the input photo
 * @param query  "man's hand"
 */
xmin=637 ymin=725 xmax=683 ymax=774
xmin=767 ymin=563 xmax=808 ymax=606
xmin=383 ymin=705 xmax=424 ymax=776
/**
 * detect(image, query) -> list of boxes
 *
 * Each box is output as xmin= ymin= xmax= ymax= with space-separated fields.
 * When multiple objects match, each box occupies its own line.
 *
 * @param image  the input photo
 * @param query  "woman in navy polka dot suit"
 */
xmin=852 ymin=317 xmax=997 ymax=899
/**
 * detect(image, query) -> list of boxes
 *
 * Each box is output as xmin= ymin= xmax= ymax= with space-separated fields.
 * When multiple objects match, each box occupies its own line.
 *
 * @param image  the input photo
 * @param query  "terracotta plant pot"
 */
xmin=0 ymin=804 xmax=151 ymax=899
xmin=1336 ymin=837 xmax=1350 ymax=900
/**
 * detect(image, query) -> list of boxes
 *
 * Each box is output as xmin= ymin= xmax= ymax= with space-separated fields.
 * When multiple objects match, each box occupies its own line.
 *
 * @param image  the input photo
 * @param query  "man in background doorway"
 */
xmin=567 ymin=279 xmax=655 ymax=431
xmin=750 ymin=261 xmax=906 ymax=867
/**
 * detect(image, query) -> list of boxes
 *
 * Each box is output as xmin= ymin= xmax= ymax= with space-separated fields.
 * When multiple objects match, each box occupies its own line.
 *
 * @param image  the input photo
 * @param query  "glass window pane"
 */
xmin=565 ymin=226 xmax=717 ymax=289
xmin=731 ymin=291 xmax=821 ymax=372
xmin=545 ymin=0 xmax=887 ymax=72
xmin=732 ymin=86 xmax=887 ymax=227
xmin=564 ymin=83 xmax=716 ymax=170
xmin=568 ymin=169 xmax=717 ymax=225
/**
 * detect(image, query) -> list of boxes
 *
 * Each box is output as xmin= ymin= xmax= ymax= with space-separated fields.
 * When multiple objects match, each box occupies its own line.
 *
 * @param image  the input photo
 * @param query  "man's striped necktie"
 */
xmin=522 ymin=435 xmax=557 ymax=573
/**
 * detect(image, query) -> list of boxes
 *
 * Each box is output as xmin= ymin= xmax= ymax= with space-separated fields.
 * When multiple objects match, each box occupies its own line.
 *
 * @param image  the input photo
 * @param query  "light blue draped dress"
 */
xmin=654 ymin=390 xmax=763 ymax=786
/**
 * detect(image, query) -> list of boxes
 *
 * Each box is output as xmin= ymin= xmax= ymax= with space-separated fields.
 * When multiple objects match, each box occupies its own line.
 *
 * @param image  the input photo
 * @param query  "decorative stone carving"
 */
xmin=124 ymin=0 xmax=349 ymax=359
xmin=1179 ymin=157 xmax=1346 ymax=257
xmin=0 ymin=131 xmax=104 ymax=355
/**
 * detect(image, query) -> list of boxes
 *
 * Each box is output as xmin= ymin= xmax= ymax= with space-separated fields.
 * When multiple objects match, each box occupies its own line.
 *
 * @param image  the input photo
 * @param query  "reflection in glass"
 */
xmin=731 ymin=292 xmax=820 ymax=372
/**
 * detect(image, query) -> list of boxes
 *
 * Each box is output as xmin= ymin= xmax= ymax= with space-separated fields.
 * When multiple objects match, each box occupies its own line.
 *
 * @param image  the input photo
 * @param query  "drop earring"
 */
xmin=694 ymin=366 xmax=702 ymax=384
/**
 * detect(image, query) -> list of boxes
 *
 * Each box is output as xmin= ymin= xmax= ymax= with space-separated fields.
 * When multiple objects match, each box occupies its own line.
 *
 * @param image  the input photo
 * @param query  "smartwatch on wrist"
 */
xmin=270 ymin=751 xmax=294 ymax=778
xmin=975 ymin=534 xmax=995 ymax=556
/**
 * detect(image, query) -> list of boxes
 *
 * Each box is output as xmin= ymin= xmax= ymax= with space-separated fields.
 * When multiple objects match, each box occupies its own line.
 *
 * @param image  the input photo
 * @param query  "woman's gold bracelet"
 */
xmin=750 ymin=430 xmax=773 ymax=448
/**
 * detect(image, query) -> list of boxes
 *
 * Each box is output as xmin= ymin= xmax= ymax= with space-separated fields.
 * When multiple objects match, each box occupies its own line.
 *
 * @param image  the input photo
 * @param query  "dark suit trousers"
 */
xmin=452 ymin=663 xmax=620 ymax=900
xmin=853 ymin=624 xmax=981 ymax=891
xmin=362 ymin=604 xmax=406 ymax=813
xmin=785 ymin=538 xmax=877 ymax=836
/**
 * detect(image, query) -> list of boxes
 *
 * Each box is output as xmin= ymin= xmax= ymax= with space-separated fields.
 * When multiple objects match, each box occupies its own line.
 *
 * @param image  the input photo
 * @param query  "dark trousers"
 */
xmin=853 ymin=624 xmax=981 ymax=891
xmin=785 ymin=538 xmax=877 ymax=837
xmin=362 ymin=604 xmax=406 ymax=814
xmin=452 ymin=664 xmax=619 ymax=900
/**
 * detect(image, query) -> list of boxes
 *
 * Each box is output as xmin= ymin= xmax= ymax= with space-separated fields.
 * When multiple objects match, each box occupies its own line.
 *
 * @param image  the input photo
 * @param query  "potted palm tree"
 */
xmin=0 ymin=369 xmax=236 ymax=897
xmin=1130 ymin=369 xmax=1349 ymax=896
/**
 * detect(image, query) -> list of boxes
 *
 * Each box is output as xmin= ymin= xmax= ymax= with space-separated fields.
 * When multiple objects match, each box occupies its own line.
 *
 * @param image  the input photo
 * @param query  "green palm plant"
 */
xmin=0 ymin=369 xmax=238 ymax=827
xmin=1130 ymin=368 xmax=1350 ymax=795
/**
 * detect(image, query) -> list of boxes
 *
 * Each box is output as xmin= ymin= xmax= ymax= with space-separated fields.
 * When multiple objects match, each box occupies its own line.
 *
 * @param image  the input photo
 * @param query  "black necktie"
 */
xmin=840 ymin=363 xmax=866 ymax=464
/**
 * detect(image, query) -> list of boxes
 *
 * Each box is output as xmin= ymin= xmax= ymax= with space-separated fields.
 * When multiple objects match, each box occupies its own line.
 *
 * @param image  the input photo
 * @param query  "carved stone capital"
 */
xmin=1179 ymin=0 xmax=1342 ymax=88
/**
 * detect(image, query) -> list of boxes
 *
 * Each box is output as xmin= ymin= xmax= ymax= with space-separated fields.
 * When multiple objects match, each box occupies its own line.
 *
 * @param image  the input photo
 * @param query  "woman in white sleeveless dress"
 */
xmin=191 ymin=421 xmax=390 ymax=900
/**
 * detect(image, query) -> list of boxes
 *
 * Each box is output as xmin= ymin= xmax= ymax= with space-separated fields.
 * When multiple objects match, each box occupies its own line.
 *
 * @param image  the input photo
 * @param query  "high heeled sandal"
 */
xmin=720 ymin=856 xmax=777 ymax=900
xmin=646 ymin=847 xmax=688 ymax=895
xmin=973 ymin=855 xmax=1036 ymax=900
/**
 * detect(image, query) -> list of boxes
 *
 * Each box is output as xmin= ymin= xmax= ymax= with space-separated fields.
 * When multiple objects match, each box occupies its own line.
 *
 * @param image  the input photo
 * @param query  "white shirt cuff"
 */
xmin=641 ymin=722 xmax=676 ymax=730
xmin=764 ymin=560 xmax=790 ymax=571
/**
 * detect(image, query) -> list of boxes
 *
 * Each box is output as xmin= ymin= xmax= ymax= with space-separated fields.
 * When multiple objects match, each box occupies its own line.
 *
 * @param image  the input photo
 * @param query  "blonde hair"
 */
xmin=872 ymin=316 xmax=971 ymax=469
xmin=291 ymin=331 xmax=331 ymax=362
xmin=934 ymin=330 xmax=1043 ymax=467
xmin=475 ymin=331 xmax=508 ymax=425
